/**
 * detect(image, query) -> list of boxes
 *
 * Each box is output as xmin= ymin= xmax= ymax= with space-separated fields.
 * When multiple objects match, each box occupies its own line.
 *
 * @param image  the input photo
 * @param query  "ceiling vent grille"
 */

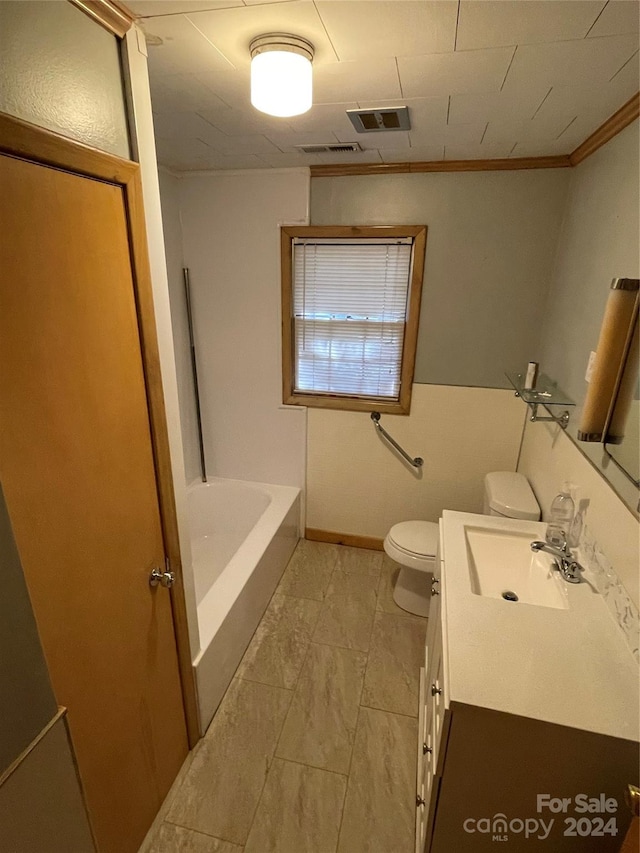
xmin=346 ymin=107 xmax=411 ymax=133
xmin=295 ymin=142 xmax=362 ymax=154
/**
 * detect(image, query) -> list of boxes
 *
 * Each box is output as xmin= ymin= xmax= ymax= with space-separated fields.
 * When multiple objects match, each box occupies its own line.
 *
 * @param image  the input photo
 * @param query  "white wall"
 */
xmin=311 ymin=168 xmax=571 ymax=389
xmin=518 ymin=418 xmax=639 ymax=609
xmin=307 ymin=384 xmax=526 ymax=539
xmin=178 ymin=169 xmax=309 ymax=490
xmin=158 ymin=170 xmax=201 ymax=485
xmin=124 ymin=27 xmax=199 ymax=658
xmin=0 ymin=0 xmax=129 ymax=158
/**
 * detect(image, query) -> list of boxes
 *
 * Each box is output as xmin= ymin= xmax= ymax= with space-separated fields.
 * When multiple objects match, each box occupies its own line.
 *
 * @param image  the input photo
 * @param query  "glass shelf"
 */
xmin=505 ymin=372 xmax=575 ymax=407
xmin=505 ymin=371 xmax=575 ymax=429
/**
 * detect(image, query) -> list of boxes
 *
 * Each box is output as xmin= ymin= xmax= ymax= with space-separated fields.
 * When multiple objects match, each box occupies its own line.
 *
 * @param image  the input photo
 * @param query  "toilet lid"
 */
xmin=485 ymin=471 xmax=540 ymax=520
xmin=388 ymin=521 xmax=439 ymax=558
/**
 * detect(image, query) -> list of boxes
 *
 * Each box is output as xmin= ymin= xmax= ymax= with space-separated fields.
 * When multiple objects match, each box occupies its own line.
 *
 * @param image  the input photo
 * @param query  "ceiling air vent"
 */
xmin=295 ymin=142 xmax=362 ymax=154
xmin=346 ymin=107 xmax=411 ymax=133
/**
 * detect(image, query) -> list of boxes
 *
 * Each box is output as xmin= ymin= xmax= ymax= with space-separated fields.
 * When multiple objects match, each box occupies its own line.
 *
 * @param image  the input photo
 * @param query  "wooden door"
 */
xmin=0 ymin=153 xmax=188 ymax=853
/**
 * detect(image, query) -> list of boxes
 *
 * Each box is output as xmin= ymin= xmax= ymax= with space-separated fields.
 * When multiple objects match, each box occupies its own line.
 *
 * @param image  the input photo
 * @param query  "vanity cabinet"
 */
xmin=415 ymin=519 xmax=638 ymax=853
xmin=416 ymin=540 xmax=450 ymax=853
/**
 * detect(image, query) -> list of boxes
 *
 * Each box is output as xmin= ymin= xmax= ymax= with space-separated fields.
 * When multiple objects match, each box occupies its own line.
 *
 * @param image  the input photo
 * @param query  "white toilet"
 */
xmin=384 ymin=471 xmax=541 ymax=617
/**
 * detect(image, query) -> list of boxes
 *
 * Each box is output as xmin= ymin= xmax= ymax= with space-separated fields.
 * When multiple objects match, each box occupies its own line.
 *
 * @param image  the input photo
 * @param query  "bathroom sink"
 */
xmin=464 ymin=527 xmax=569 ymax=610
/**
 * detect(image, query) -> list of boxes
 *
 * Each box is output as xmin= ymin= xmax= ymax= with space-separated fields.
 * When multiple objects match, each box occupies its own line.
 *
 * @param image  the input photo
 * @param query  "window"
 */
xmin=281 ymin=226 xmax=427 ymax=414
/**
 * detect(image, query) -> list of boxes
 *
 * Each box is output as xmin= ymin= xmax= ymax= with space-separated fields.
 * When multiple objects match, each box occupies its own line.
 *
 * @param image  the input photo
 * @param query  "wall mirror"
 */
xmin=564 ymin=279 xmax=640 ymax=516
xmin=604 ymin=306 xmax=639 ymax=487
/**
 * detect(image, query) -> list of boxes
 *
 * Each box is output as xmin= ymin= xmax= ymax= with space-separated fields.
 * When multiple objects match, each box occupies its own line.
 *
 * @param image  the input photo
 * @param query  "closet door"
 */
xmin=0 ymin=153 xmax=188 ymax=853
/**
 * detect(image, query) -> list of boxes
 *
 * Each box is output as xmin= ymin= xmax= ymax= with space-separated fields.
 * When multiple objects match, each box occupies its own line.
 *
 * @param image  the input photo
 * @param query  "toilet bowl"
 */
xmin=384 ymin=472 xmax=540 ymax=617
xmin=384 ymin=521 xmax=438 ymax=617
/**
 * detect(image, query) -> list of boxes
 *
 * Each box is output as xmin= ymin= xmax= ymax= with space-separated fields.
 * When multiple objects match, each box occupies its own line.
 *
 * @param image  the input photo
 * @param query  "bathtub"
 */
xmin=189 ymin=477 xmax=300 ymax=732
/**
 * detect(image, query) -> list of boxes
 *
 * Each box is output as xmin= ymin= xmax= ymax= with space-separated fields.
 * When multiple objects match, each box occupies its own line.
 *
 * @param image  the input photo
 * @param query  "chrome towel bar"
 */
xmin=371 ymin=412 xmax=424 ymax=469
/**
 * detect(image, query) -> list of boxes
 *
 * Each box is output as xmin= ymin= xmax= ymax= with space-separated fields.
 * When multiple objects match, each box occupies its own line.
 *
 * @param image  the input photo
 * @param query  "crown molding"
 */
xmin=308 ymin=95 xmax=640 ymax=178
xmin=309 ymin=155 xmax=571 ymax=178
xmin=178 ymin=166 xmax=311 ymax=178
xmin=68 ymin=0 xmax=135 ymax=37
xmin=570 ymin=92 xmax=640 ymax=166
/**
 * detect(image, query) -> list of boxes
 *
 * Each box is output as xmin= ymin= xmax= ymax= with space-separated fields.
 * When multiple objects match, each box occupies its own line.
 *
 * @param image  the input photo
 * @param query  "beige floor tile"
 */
xmin=244 ymin=759 xmax=346 ymax=853
xmin=276 ymin=643 xmax=367 ymax=774
xmin=138 ymin=744 xmax=203 ymax=853
xmin=166 ymin=679 xmax=291 ymax=845
xmin=361 ymin=612 xmax=426 ymax=717
xmin=335 ymin=546 xmax=383 ymax=578
xmin=277 ymin=540 xmax=339 ymax=601
xmin=237 ymin=593 xmax=322 ymax=689
xmin=337 ymin=707 xmax=417 ymax=853
xmin=150 ymin=823 xmax=242 ymax=853
xmin=312 ymin=571 xmax=378 ymax=651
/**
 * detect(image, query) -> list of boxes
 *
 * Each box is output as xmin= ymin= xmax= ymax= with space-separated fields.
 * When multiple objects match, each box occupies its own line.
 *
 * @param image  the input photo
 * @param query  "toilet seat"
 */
xmin=384 ymin=520 xmax=439 ymax=571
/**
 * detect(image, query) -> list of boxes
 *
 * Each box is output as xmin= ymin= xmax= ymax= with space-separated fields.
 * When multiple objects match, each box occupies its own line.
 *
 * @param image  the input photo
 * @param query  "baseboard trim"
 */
xmin=305 ymin=527 xmax=385 ymax=551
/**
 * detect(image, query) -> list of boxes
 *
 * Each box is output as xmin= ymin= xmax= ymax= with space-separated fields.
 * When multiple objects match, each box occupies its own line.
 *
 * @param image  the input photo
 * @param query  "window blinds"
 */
xmin=292 ymin=237 xmax=413 ymax=400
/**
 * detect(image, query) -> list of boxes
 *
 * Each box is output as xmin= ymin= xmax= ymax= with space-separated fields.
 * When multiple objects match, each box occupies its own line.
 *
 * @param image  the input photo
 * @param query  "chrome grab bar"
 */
xmin=371 ymin=412 xmax=424 ymax=469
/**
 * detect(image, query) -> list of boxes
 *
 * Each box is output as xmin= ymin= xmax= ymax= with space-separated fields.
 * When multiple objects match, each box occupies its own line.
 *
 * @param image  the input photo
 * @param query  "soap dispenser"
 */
xmin=545 ymin=483 xmax=575 ymax=549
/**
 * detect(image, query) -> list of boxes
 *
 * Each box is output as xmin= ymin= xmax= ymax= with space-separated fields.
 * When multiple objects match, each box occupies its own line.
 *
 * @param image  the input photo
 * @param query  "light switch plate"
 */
xmin=585 ymin=351 xmax=597 ymax=382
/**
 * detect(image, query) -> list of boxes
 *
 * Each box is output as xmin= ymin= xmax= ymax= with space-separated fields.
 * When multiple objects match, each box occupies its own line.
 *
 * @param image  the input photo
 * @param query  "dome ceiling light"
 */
xmin=250 ymin=33 xmax=314 ymax=118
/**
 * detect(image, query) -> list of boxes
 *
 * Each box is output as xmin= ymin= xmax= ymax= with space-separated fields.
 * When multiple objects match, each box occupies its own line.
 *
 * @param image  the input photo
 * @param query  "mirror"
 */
xmin=604 ymin=308 xmax=639 ymax=486
xmin=561 ymin=280 xmax=640 ymax=516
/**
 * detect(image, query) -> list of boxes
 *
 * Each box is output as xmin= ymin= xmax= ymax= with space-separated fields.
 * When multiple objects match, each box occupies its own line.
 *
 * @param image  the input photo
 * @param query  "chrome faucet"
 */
xmin=530 ymin=540 xmax=585 ymax=584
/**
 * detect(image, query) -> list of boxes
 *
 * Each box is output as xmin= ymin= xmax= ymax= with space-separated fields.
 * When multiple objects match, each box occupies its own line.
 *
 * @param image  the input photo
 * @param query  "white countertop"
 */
xmin=440 ymin=510 xmax=639 ymax=743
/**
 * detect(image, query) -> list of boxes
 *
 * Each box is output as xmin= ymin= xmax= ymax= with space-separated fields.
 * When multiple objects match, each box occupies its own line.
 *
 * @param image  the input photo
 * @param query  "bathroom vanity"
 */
xmin=417 ymin=511 xmax=639 ymax=853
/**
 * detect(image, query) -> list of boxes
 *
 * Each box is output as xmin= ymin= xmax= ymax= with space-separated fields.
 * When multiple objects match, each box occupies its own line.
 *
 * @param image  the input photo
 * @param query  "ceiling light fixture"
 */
xmin=250 ymin=33 xmax=314 ymax=118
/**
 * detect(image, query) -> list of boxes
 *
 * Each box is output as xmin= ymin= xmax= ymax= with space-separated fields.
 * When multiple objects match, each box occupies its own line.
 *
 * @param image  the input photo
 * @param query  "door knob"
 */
xmin=149 ymin=568 xmax=175 ymax=588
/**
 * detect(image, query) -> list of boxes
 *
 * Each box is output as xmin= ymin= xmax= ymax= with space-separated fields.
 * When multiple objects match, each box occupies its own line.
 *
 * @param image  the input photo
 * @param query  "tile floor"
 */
xmin=142 ymin=540 xmax=426 ymax=853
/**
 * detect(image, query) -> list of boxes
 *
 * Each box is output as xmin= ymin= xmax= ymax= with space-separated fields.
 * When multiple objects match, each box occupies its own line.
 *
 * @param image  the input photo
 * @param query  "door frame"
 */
xmin=0 ymin=111 xmax=200 ymax=747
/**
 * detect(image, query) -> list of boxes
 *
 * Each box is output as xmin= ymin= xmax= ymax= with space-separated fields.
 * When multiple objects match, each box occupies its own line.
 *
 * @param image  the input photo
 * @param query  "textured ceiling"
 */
xmin=127 ymin=0 xmax=640 ymax=171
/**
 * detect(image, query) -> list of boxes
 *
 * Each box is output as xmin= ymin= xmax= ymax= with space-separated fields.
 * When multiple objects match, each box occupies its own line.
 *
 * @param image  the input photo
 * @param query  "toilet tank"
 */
xmin=483 ymin=472 xmax=540 ymax=520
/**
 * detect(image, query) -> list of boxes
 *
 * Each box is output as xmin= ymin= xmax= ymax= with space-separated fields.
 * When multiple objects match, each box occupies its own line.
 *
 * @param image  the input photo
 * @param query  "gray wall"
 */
xmin=539 ymin=120 xmax=640 ymax=409
xmin=538 ymin=119 xmax=640 ymax=510
xmin=0 ymin=0 xmax=129 ymax=158
xmin=0 ymin=716 xmax=95 ymax=852
xmin=311 ymin=169 xmax=571 ymax=388
xmin=0 ymin=485 xmax=56 ymax=775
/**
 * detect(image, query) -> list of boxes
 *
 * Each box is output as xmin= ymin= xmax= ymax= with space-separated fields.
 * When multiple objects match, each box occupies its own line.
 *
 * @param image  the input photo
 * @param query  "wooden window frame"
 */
xmin=281 ymin=224 xmax=427 ymax=415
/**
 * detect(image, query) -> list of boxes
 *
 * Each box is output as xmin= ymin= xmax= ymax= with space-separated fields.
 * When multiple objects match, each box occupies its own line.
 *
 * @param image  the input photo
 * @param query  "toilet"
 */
xmin=384 ymin=471 xmax=541 ymax=617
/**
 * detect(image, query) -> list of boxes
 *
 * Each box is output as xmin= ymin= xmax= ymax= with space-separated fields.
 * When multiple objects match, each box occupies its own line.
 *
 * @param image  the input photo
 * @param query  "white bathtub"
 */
xmin=189 ymin=477 xmax=300 ymax=732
